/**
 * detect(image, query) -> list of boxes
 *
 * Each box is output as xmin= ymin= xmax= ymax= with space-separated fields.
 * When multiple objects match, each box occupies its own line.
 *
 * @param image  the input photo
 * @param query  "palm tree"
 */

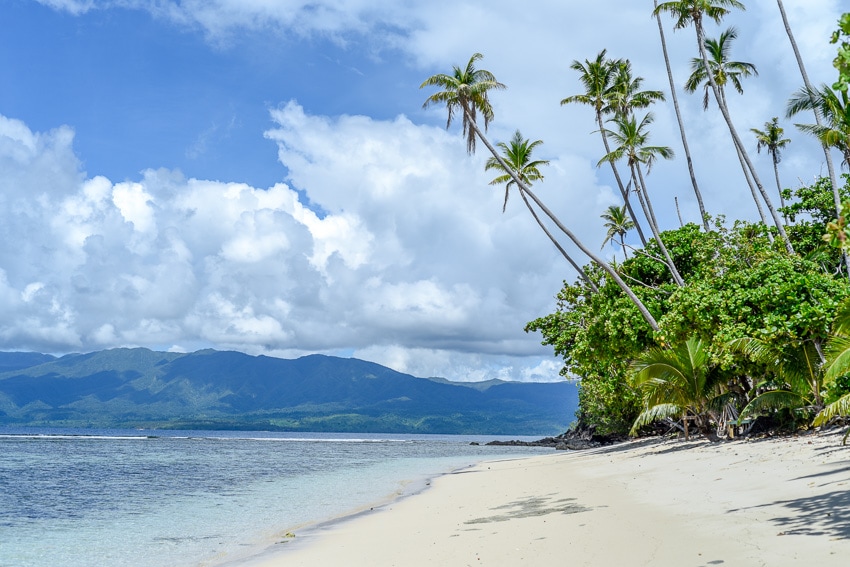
xmin=778 ymin=0 xmax=850 ymax=280
xmin=654 ymin=0 xmax=795 ymax=256
xmin=751 ymin=117 xmax=791 ymax=219
xmin=732 ymin=337 xmax=825 ymax=424
xmin=486 ymin=130 xmax=599 ymax=293
xmin=684 ymin=27 xmax=757 ymax=110
xmin=486 ymin=130 xmax=548 ymax=212
xmin=421 ymin=53 xmax=661 ymax=331
xmin=684 ymin=26 xmax=774 ymax=239
xmin=629 ymin=337 xmax=724 ymax=438
xmin=600 ymin=113 xmax=685 ymax=286
xmin=606 ymin=59 xmax=666 ymax=119
xmin=420 ymin=52 xmax=505 ymax=154
xmin=777 ymin=0 xmax=842 ymax=222
xmin=654 ymin=0 xmax=710 ymax=231
xmin=600 ymin=204 xmax=634 ymax=261
xmin=814 ymin=301 xmax=850 ymax=441
xmin=561 ymin=51 xmax=648 ymax=247
xmin=787 ymin=85 xmax=850 ymax=169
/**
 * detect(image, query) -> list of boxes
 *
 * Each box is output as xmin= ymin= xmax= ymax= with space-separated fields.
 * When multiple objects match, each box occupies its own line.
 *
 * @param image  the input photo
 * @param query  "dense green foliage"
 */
xmin=832 ymin=13 xmax=850 ymax=92
xmin=782 ymin=173 xmax=850 ymax=258
xmin=527 ymin=178 xmax=850 ymax=436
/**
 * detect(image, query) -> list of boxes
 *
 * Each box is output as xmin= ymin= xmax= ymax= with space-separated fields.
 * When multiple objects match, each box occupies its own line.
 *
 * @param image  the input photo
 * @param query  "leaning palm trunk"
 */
xmin=735 ymin=141 xmax=773 ymax=241
xmin=694 ymin=20 xmax=795 ymax=255
xmin=771 ymin=153 xmax=788 ymax=223
xmin=633 ymin=163 xmax=685 ymax=286
xmin=777 ymin=0 xmax=850 ymax=276
xmin=463 ymin=108 xmax=661 ymax=331
xmin=777 ymin=0 xmax=841 ymax=210
xmin=654 ymin=0 xmax=709 ymax=231
xmin=718 ymin=90 xmax=772 ymax=234
xmin=596 ymin=112 xmax=648 ymax=246
xmin=517 ymin=189 xmax=599 ymax=293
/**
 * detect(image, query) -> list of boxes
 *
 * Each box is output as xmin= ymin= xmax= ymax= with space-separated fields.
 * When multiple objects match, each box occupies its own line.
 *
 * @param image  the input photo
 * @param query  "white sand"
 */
xmin=243 ymin=430 xmax=850 ymax=566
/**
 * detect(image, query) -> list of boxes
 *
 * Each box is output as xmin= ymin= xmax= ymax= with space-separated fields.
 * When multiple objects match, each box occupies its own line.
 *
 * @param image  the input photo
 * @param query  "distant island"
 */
xmin=0 ymin=348 xmax=577 ymax=435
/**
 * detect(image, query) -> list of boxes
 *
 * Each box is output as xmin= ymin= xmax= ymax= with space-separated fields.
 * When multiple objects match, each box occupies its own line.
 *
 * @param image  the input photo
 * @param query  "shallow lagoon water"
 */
xmin=0 ymin=428 xmax=550 ymax=567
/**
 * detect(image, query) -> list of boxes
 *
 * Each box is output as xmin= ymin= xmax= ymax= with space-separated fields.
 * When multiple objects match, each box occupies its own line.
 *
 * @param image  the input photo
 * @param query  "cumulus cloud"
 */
xmin=0 ymin=105 xmax=574 ymax=380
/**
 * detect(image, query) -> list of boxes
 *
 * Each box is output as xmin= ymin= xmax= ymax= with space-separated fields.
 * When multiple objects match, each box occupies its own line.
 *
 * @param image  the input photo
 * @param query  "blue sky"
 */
xmin=0 ymin=0 xmax=844 ymax=382
xmin=0 ymin=1 xmax=421 ymax=189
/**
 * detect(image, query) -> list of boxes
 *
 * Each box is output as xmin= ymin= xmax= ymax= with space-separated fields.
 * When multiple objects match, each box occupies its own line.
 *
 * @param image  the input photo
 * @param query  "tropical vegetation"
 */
xmin=419 ymin=6 xmax=850 ymax=442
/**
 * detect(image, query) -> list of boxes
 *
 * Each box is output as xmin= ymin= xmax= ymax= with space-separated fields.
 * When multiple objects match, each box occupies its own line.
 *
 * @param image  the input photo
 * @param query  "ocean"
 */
xmin=0 ymin=428 xmax=551 ymax=567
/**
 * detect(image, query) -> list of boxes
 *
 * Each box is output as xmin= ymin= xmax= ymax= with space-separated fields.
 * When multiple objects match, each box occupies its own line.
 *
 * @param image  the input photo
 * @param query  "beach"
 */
xmin=245 ymin=429 xmax=850 ymax=566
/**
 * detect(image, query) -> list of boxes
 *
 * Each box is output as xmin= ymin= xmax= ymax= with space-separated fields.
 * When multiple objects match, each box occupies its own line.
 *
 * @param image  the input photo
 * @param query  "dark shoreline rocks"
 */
xmin=482 ymin=426 xmax=626 ymax=451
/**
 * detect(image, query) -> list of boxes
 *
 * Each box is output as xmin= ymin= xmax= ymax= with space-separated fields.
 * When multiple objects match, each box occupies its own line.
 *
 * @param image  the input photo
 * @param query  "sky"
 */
xmin=0 ymin=0 xmax=844 ymax=383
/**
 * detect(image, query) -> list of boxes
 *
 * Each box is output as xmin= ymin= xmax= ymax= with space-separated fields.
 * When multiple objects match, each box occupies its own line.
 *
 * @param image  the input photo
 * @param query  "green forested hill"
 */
xmin=0 ymin=349 xmax=576 ymax=435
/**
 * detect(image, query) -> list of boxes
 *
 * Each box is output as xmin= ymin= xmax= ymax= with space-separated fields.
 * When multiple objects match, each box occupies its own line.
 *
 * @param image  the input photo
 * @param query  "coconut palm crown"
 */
xmin=751 ymin=117 xmax=791 ymax=213
xmin=420 ymin=53 xmax=505 ymax=154
xmin=600 ymin=204 xmax=634 ymax=260
xmin=485 ymin=130 xmax=549 ymax=212
xmin=653 ymin=0 xmax=746 ymax=31
xmin=684 ymin=27 xmax=758 ymax=109
xmin=752 ymin=117 xmax=790 ymax=163
xmin=606 ymin=59 xmax=666 ymax=118
xmin=787 ymin=84 xmax=850 ymax=168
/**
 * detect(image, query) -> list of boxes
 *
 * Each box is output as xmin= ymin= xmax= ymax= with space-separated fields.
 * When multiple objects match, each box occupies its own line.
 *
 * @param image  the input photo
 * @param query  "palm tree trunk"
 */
xmin=716 ymin=90 xmax=772 ymax=236
xmin=634 ymin=163 xmax=685 ymax=286
xmin=675 ymin=196 xmax=684 ymax=227
xmin=777 ymin=0 xmax=841 ymax=211
xmin=596 ymin=112 xmax=648 ymax=246
xmin=517 ymin=189 xmax=599 ymax=293
xmin=654 ymin=0 xmax=710 ymax=232
xmin=693 ymin=18 xmax=795 ymax=256
xmin=777 ymin=0 xmax=850 ymax=277
xmin=463 ymin=107 xmax=661 ymax=331
xmin=734 ymin=141 xmax=773 ymax=242
xmin=772 ymin=155 xmax=788 ymax=223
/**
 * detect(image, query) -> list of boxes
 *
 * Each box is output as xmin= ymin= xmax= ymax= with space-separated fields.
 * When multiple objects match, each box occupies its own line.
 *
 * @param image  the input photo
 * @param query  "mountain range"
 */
xmin=0 ymin=349 xmax=577 ymax=435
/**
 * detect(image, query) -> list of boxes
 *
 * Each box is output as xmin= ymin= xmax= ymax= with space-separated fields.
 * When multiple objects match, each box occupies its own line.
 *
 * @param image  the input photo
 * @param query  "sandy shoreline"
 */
xmin=240 ymin=430 xmax=850 ymax=566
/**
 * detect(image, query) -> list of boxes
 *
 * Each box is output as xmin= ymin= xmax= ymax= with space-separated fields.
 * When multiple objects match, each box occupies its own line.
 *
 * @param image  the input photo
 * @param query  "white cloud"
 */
xmin=112 ymin=182 xmax=156 ymax=233
xmin=33 ymin=0 xmax=96 ymax=15
xmin=0 ymin=104 xmax=569 ymax=380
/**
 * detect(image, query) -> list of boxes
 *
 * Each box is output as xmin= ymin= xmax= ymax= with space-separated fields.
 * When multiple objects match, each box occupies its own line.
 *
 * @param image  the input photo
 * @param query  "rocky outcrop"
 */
xmin=484 ymin=425 xmax=626 ymax=451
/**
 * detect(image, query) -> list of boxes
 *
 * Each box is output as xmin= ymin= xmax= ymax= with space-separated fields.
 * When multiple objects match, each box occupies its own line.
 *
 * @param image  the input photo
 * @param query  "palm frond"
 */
xmin=739 ymin=389 xmax=808 ymax=421
xmin=630 ymin=403 xmax=683 ymax=435
xmin=824 ymin=335 xmax=850 ymax=383
xmin=813 ymin=392 xmax=850 ymax=426
xmin=832 ymin=300 xmax=850 ymax=335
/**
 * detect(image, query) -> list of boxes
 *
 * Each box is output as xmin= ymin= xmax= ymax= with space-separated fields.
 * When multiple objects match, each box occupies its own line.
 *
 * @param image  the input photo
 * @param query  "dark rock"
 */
xmin=485 ymin=437 xmax=559 ymax=447
xmin=484 ymin=424 xmax=626 ymax=451
xmin=555 ymin=439 xmax=600 ymax=451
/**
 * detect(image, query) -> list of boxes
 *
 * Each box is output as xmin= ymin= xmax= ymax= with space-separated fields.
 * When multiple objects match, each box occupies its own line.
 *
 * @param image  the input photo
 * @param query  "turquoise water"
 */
xmin=0 ymin=428 xmax=550 ymax=567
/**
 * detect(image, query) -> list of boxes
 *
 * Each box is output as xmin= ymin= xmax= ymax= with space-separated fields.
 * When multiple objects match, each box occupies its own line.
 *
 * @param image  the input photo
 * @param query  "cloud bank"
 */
xmin=0 ymin=102 xmax=589 ymax=381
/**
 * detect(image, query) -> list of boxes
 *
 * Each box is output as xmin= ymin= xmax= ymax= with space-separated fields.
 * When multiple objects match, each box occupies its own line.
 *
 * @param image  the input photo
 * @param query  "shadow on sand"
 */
xmin=731 ymin=459 xmax=850 ymax=539
xmin=757 ymin=489 xmax=850 ymax=539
